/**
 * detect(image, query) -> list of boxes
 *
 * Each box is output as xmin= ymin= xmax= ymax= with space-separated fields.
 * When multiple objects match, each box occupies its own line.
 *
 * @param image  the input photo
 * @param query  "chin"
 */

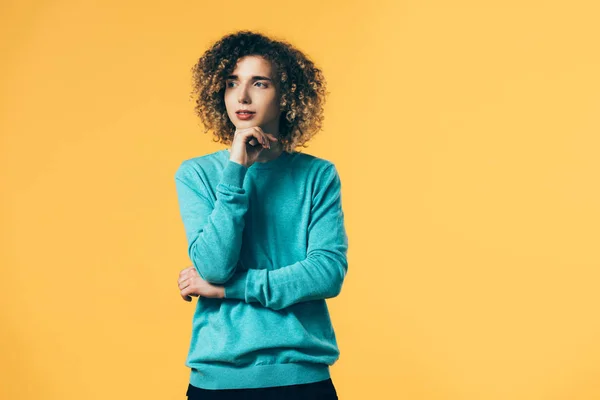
xmin=238 ymin=119 xmax=261 ymax=127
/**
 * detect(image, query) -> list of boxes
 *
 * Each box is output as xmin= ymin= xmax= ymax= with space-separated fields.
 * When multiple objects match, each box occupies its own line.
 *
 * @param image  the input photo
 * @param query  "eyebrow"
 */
xmin=226 ymin=74 xmax=273 ymax=82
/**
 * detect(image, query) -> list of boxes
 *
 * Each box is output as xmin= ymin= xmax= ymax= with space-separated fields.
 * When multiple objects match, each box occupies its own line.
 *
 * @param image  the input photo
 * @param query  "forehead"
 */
xmin=231 ymin=55 xmax=274 ymax=77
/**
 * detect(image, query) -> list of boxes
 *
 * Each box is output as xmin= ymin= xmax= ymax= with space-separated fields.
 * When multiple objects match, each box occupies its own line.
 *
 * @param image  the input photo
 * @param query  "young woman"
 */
xmin=175 ymin=30 xmax=348 ymax=400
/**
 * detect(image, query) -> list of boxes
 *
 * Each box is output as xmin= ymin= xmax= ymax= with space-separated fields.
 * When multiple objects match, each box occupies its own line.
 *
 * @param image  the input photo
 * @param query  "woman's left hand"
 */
xmin=178 ymin=265 xmax=225 ymax=301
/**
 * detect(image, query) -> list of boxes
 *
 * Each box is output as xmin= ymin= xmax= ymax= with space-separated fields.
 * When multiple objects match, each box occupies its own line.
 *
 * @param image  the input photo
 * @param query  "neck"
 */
xmin=255 ymin=141 xmax=284 ymax=162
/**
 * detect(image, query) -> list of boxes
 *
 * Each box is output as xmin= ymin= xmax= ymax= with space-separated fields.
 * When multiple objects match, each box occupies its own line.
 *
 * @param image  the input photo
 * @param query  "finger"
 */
xmin=181 ymin=286 xmax=196 ymax=300
xmin=237 ymin=127 xmax=267 ymax=148
xmin=249 ymin=127 xmax=269 ymax=148
xmin=179 ymin=275 xmax=197 ymax=289
xmin=237 ymin=127 xmax=259 ymax=142
xmin=179 ymin=266 xmax=194 ymax=276
xmin=182 ymin=266 xmax=198 ymax=279
xmin=178 ymin=272 xmax=189 ymax=285
xmin=245 ymin=134 xmax=262 ymax=147
xmin=258 ymin=130 xmax=279 ymax=146
xmin=178 ymin=277 xmax=188 ymax=290
xmin=181 ymin=291 xmax=195 ymax=301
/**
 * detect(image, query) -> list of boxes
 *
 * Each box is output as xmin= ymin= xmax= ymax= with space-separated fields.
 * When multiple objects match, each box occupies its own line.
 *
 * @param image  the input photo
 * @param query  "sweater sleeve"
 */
xmin=174 ymin=159 xmax=250 ymax=284
xmin=223 ymin=164 xmax=348 ymax=310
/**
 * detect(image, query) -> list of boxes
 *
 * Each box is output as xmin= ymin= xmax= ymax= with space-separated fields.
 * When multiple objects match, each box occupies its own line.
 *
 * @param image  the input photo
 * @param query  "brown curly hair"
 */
xmin=189 ymin=30 xmax=329 ymax=153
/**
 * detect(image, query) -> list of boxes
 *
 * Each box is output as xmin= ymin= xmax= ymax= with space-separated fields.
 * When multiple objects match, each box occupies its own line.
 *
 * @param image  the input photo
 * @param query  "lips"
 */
xmin=236 ymin=111 xmax=255 ymax=114
xmin=236 ymin=111 xmax=255 ymax=120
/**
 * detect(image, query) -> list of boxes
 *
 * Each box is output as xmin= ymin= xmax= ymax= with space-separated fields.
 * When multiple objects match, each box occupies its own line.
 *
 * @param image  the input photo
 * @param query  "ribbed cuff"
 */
xmin=220 ymin=160 xmax=248 ymax=188
xmin=224 ymin=270 xmax=249 ymax=300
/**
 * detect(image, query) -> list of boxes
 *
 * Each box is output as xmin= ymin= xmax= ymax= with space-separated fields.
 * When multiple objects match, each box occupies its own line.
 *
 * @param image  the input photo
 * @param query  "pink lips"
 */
xmin=236 ymin=111 xmax=255 ymax=120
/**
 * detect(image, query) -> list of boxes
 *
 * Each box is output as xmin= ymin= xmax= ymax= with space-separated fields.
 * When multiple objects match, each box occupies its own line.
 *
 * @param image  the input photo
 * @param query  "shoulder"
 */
xmin=291 ymin=152 xmax=342 ymax=196
xmin=292 ymin=151 xmax=337 ymax=175
xmin=174 ymin=149 xmax=226 ymax=182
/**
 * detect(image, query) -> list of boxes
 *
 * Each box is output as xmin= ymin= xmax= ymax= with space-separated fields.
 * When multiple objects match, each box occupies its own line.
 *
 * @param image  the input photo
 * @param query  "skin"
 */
xmin=178 ymin=266 xmax=224 ymax=301
xmin=225 ymin=55 xmax=283 ymax=166
xmin=179 ymin=55 xmax=286 ymax=301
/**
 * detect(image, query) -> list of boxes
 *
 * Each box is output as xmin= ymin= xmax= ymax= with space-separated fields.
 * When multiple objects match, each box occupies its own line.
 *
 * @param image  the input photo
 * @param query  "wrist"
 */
xmin=230 ymin=158 xmax=248 ymax=168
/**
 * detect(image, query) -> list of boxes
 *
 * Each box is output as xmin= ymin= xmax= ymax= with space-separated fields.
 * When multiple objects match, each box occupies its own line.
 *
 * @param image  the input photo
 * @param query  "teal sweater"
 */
xmin=174 ymin=148 xmax=349 ymax=390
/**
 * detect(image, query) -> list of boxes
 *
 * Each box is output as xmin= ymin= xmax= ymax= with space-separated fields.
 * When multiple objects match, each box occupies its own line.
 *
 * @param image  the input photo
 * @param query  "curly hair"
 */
xmin=189 ymin=30 xmax=329 ymax=153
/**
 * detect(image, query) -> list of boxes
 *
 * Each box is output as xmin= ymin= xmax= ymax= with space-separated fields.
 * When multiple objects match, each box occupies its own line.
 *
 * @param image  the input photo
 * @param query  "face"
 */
xmin=224 ymin=55 xmax=282 ymax=136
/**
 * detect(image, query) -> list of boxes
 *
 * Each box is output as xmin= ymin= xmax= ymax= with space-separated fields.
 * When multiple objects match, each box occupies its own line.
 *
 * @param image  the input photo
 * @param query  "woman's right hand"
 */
xmin=229 ymin=126 xmax=278 ymax=168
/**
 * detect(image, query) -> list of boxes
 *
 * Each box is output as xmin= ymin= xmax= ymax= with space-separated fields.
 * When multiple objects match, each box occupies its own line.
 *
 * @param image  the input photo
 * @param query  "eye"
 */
xmin=226 ymin=81 xmax=268 ymax=88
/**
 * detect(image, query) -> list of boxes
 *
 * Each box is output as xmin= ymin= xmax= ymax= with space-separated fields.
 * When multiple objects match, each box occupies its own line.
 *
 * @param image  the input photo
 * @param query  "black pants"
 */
xmin=186 ymin=378 xmax=338 ymax=400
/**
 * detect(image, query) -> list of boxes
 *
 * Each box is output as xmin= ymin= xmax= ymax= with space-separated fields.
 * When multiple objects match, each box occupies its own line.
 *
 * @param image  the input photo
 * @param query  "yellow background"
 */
xmin=2 ymin=1 xmax=599 ymax=399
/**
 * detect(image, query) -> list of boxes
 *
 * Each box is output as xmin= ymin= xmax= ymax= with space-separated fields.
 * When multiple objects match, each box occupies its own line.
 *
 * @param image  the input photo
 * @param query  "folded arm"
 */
xmin=223 ymin=164 xmax=348 ymax=310
xmin=175 ymin=160 xmax=249 ymax=284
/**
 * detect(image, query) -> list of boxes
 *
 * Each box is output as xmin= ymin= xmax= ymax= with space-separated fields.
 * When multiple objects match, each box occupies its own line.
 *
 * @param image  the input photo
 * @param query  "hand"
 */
xmin=229 ymin=126 xmax=278 ymax=168
xmin=178 ymin=265 xmax=225 ymax=301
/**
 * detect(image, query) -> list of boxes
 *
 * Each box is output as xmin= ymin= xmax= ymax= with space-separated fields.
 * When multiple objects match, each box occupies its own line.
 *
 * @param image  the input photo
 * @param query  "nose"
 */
xmin=237 ymin=83 xmax=251 ymax=104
